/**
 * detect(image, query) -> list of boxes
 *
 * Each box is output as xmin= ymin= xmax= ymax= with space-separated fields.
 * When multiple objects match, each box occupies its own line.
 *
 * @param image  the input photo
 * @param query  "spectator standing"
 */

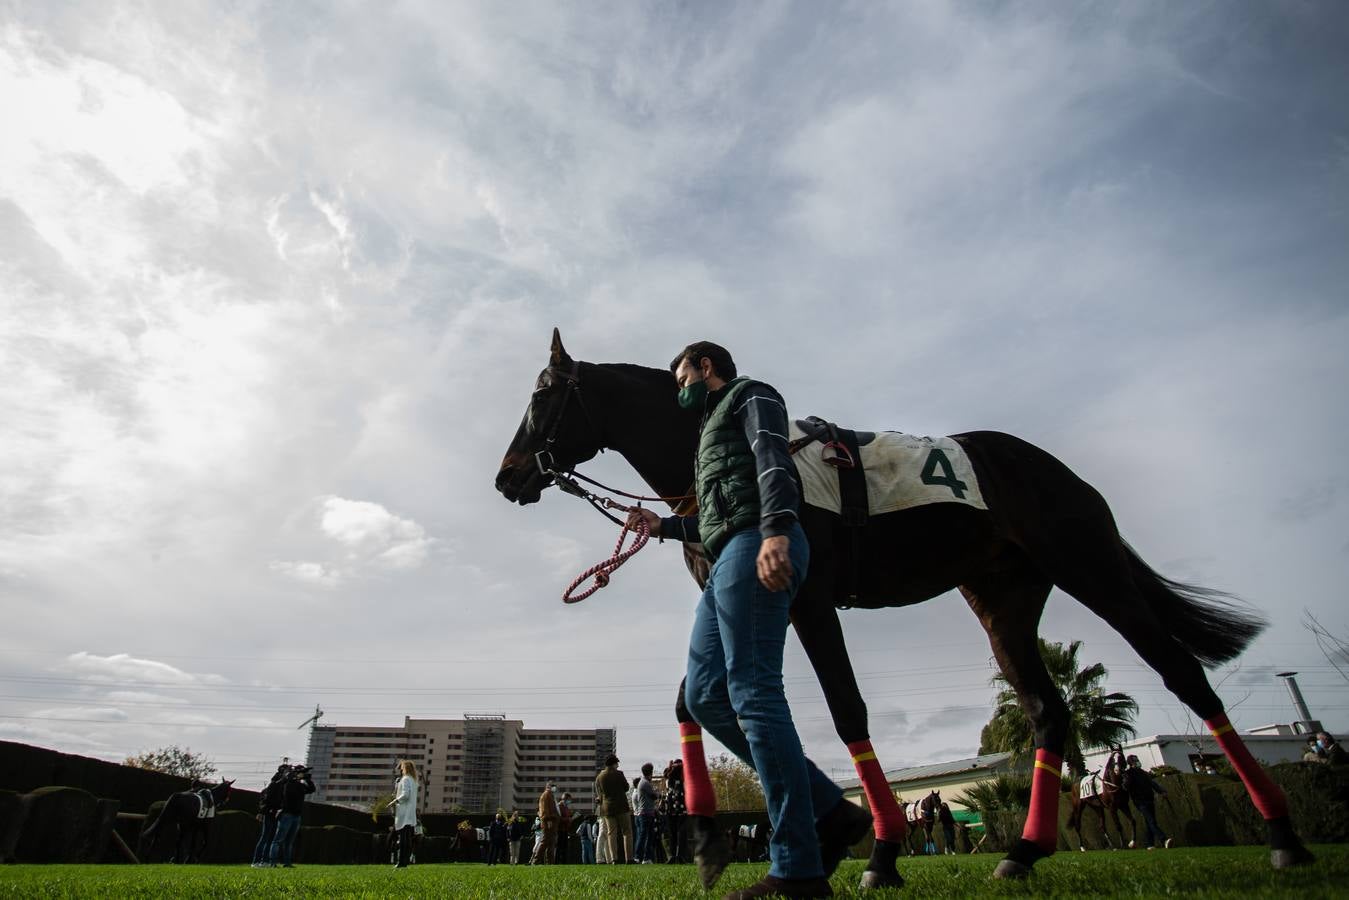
xmin=557 ymin=791 xmax=574 ymax=864
xmin=938 ymin=802 xmax=956 ymax=855
xmin=635 ymin=763 xmax=658 ymax=863
xmin=385 ymin=760 xmax=419 ymax=868
xmin=252 ymin=764 xmax=288 ymax=868
xmin=508 ymin=812 xmax=526 ymax=864
xmin=596 ymin=810 xmax=612 ymax=864
xmin=268 ymin=763 xmax=315 ymax=867
xmin=1122 ymin=755 xmax=1171 ymax=850
xmin=594 ymin=754 xmax=634 ymax=864
xmin=662 ymin=759 xmax=688 ymax=864
xmin=577 ymin=814 xmax=597 ymax=864
xmin=487 ymin=812 xmax=510 ymax=865
xmin=532 ymin=781 xmax=560 ymax=864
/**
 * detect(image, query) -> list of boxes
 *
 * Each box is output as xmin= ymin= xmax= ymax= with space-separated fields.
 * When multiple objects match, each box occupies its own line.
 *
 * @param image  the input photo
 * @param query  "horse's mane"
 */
xmin=593 ymin=362 xmax=673 ymax=384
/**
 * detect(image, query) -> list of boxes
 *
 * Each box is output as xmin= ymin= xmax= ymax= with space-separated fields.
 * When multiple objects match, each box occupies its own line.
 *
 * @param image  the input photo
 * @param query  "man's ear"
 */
xmin=550 ymin=328 xmax=572 ymax=367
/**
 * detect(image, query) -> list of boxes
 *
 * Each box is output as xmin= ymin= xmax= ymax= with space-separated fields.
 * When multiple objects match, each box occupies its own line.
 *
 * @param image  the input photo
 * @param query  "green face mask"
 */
xmin=677 ymin=378 xmax=708 ymax=410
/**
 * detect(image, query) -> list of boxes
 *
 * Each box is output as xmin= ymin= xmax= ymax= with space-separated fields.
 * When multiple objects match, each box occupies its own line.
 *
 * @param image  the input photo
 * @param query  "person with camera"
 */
xmin=268 ymin=763 xmax=315 ymax=867
xmin=251 ymin=763 xmax=289 ymax=867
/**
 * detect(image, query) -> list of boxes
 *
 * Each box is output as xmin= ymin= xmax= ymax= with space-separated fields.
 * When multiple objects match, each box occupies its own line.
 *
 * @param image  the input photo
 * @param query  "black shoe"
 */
xmin=723 ymin=874 xmax=833 ymax=899
xmin=815 ymin=799 xmax=872 ymax=878
xmin=691 ymin=814 xmax=733 ymax=890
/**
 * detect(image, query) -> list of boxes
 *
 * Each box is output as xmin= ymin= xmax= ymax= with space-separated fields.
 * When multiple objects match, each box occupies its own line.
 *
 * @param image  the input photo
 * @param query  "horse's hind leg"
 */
xmin=959 ymin=570 xmax=1063 ymax=879
xmin=673 ymin=679 xmax=730 ymax=889
xmin=1042 ymin=539 xmax=1313 ymax=869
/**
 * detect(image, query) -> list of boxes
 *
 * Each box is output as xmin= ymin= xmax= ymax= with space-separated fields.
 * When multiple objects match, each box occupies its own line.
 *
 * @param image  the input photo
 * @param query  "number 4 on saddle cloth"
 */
xmin=788 ymin=416 xmax=989 ymax=608
xmin=788 ymin=416 xmax=988 ymax=522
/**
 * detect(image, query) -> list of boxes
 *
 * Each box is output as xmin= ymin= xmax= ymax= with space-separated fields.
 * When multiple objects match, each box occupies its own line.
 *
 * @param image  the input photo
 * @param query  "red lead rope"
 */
xmin=562 ymin=512 xmax=651 ymax=603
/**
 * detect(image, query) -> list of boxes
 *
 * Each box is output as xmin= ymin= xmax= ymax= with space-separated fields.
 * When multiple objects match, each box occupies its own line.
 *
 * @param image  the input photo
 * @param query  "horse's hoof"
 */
xmin=1271 ymin=846 xmax=1315 ymax=869
xmin=1128 ymin=840 xmax=1136 ymax=849
xmin=859 ymin=869 xmax=906 ymax=890
xmin=1078 ymin=846 xmax=1086 ymax=853
xmin=993 ymin=859 xmax=1032 ymax=880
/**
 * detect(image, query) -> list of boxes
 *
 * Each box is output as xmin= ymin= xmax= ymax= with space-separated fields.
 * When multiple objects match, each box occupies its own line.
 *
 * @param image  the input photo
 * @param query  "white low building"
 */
xmin=1082 ymin=724 xmax=1311 ymax=774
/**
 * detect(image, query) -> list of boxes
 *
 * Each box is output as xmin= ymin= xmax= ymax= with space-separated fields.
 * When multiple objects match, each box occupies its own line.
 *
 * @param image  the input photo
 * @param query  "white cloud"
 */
xmin=269 ymin=560 xmax=342 ymax=588
xmin=319 ymin=496 xmax=434 ymax=569
xmin=59 ymin=652 xmax=226 ymax=686
xmin=29 ymin=706 xmax=128 ymax=722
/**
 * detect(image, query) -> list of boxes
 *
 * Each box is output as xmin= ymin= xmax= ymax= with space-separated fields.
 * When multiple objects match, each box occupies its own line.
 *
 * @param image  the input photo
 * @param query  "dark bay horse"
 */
xmin=904 ymin=791 xmax=942 ymax=856
xmin=1069 ymin=748 xmax=1135 ymax=851
xmin=494 ymin=331 xmax=1313 ymax=884
xmin=138 ymin=779 xmax=234 ymax=863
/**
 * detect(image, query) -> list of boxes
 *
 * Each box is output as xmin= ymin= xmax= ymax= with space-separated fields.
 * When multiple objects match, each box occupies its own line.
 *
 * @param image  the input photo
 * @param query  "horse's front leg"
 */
xmin=675 ymin=677 xmax=731 ymax=889
xmin=791 ymin=588 xmax=905 ymax=891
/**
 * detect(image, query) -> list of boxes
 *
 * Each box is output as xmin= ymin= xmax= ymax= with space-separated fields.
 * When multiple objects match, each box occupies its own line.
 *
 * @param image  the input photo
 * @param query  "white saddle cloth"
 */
xmin=789 ymin=422 xmax=988 ymax=517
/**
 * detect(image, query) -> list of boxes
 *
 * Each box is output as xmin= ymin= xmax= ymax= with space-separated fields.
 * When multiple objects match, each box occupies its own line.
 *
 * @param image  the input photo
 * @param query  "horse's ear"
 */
xmin=550 ymin=328 xmax=572 ymax=367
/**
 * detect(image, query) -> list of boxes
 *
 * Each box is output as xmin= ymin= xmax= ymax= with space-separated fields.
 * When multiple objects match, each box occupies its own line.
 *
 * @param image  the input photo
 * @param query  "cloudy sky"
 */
xmin=2 ymin=2 xmax=1347 ymax=792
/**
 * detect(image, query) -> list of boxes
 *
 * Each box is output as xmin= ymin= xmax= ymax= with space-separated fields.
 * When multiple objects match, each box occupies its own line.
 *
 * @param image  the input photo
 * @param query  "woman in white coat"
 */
xmin=387 ymin=760 xmax=419 ymax=868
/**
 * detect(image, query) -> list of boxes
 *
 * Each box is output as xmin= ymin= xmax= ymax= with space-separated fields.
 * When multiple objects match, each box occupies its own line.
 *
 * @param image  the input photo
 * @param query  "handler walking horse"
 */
xmin=494 ymin=332 xmax=1313 ymax=885
xmin=138 ymin=779 xmax=234 ymax=863
xmin=904 ymin=791 xmax=941 ymax=856
xmin=1069 ymin=748 xmax=1136 ymax=851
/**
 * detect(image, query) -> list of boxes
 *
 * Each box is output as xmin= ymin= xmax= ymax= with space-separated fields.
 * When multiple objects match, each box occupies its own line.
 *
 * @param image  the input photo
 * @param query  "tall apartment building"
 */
xmin=305 ymin=714 xmax=617 ymax=815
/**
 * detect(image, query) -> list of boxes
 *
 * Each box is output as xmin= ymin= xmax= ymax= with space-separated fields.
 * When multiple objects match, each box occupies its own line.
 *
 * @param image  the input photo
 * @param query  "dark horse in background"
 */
xmin=1069 ymin=747 xmax=1135 ymax=851
xmin=494 ymin=331 xmax=1313 ymax=885
xmin=904 ymin=791 xmax=942 ymax=856
xmin=138 ymin=779 xmax=234 ymax=863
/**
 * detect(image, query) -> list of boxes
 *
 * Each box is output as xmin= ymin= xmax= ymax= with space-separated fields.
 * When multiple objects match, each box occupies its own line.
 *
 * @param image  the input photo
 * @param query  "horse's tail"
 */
xmin=1122 ymin=539 xmax=1266 ymax=668
xmin=138 ymin=800 xmax=169 ymax=853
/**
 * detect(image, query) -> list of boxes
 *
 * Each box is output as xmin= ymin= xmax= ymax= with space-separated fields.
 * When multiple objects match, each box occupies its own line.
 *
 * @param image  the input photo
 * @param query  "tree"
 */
xmin=124 ymin=745 xmax=218 ymax=781
xmin=978 ymin=638 xmax=1139 ymax=777
xmin=951 ymin=774 xmax=1034 ymax=814
xmin=706 ymin=753 xmax=765 ymax=811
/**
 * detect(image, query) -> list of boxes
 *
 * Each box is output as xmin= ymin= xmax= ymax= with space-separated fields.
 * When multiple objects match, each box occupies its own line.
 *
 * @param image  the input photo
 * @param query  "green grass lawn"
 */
xmin=1 ymin=846 xmax=1346 ymax=898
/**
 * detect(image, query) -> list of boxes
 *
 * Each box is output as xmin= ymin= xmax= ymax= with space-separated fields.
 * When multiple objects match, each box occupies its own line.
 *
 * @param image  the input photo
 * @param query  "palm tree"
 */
xmin=978 ymin=638 xmax=1139 ymax=776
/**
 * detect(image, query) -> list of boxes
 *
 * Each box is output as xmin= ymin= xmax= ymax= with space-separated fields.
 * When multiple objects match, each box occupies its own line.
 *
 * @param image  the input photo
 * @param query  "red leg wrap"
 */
xmin=1022 ymin=748 xmax=1062 ymax=853
xmin=1206 ymin=713 xmax=1288 ymax=820
xmin=680 ymin=723 xmax=717 ymax=817
xmin=847 ymin=739 xmax=907 ymax=841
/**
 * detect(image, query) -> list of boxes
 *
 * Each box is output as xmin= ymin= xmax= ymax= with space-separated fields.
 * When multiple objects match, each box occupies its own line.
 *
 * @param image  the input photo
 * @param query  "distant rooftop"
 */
xmin=838 ymin=751 xmax=1015 ymax=792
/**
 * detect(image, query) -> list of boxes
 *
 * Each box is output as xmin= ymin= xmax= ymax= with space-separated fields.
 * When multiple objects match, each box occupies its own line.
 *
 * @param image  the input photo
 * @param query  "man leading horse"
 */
xmin=626 ymin=341 xmax=870 ymax=900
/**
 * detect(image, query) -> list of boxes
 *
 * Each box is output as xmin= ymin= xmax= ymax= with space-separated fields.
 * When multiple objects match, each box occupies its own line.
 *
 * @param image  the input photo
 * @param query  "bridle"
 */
xmin=529 ymin=361 xmax=693 ymax=527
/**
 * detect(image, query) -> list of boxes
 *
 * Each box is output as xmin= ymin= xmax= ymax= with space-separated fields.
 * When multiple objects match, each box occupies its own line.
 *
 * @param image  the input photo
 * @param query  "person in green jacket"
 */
xmin=630 ymin=341 xmax=867 ymax=899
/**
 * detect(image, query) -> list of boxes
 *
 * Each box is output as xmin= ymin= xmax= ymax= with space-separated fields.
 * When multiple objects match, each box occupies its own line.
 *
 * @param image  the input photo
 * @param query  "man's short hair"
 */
xmin=670 ymin=341 xmax=736 ymax=381
xmin=641 ymin=762 xmax=654 ymax=776
xmin=604 ymin=754 xmax=619 ymax=767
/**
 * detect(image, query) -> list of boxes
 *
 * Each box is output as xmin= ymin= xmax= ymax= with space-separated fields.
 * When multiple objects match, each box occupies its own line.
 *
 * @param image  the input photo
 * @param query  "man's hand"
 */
xmin=757 ymin=535 xmax=792 ymax=592
xmin=626 ymin=508 xmax=661 ymax=533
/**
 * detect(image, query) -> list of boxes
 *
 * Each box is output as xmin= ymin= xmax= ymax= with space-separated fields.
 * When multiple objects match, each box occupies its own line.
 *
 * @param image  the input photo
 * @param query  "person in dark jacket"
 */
xmin=487 ymin=812 xmax=510 ymax=865
xmin=662 ymin=759 xmax=688 ymax=864
xmin=268 ymin=764 xmax=315 ymax=867
xmin=1121 ymin=755 xmax=1171 ymax=849
xmin=1315 ymin=732 xmax=1348 ymax=766
xmin=508 ymin=812 xmax=528 ymax=864
xmin=938 ymin=802 xmax=957 ymax=855
xmin=251 ymin=764 xmax=289 ymax=867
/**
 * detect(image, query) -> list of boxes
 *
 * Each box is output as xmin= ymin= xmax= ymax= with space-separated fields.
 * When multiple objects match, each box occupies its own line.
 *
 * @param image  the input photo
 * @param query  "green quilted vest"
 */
xmin=695 ymin=377 xmax=763 ymax=559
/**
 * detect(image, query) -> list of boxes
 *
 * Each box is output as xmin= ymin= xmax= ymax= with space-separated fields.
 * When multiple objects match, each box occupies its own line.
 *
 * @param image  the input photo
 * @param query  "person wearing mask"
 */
xmin=1316 ymin=732 xmax=1347 ymax=766
xmin=385 ymin=760 xmax=419 ymax=868
xmin=481 ymin=811 xmax=506 ymax=865
xmin=628 ymin=341 xmax=869 ymax=898
xmin=251 ymin=763 xmax=289 ymax=867
xmin=1121 ymin=755 xmax=1171 ymax=850
xmin=635 ymin=763 xmax=659 ymax=863
xmin=532 ymin=781 xmax=560 ymax=864
xmin=594 ymin=754 xmax=634 ymax=864
xmin=268 ymin=764 xmax=315 ymax=868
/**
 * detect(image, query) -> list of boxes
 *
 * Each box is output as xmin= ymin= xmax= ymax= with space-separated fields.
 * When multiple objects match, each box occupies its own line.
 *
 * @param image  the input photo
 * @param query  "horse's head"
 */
xmin=495 ymin=329 xmax=606 ymax=505
xmin=214 ymin=778 xmax=235 ymax=806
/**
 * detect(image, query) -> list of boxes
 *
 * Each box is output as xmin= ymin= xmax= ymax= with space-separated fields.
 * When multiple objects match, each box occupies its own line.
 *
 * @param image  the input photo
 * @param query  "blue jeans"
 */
xmin=580 ymin=838 xmax=595 ymax=864
xmin=1137 ymin=802 xmax=1167 ymax=847
xmin=685 ymin=524 xmax=840 ymax=880
xmin=270 ymin=813 xmax=301 ymax=865
xmin=635 ymin=811 xmax=655 ymax=861
xmin=252 ymin=814 xmax=277 ymax=864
